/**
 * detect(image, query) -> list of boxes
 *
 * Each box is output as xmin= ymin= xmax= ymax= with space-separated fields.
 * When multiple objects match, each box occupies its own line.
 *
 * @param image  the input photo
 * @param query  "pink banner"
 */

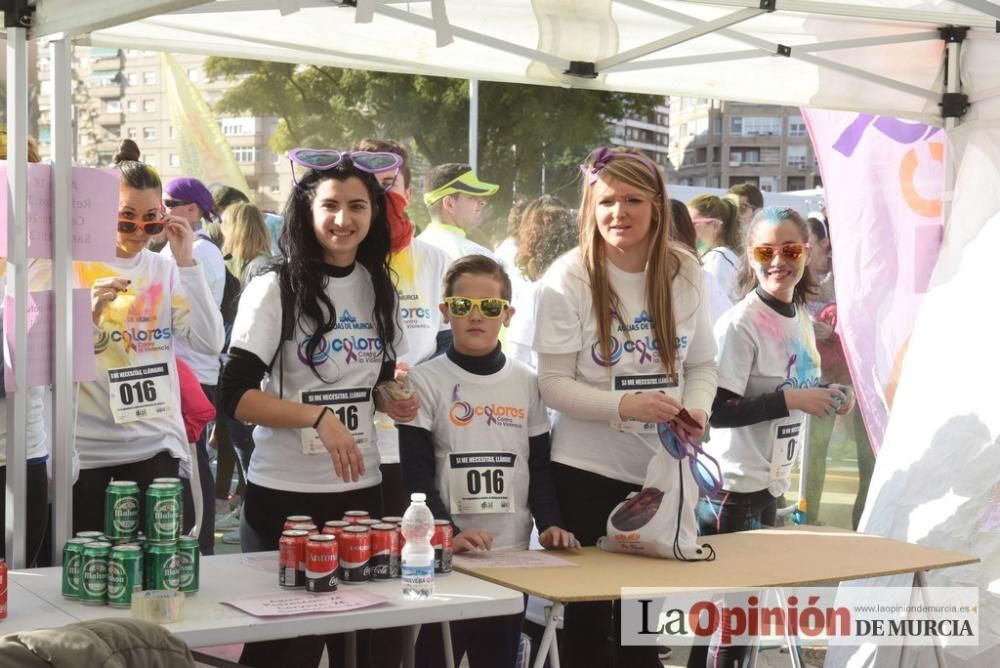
xmin=803 ymin=110 xmax=945 ymax=450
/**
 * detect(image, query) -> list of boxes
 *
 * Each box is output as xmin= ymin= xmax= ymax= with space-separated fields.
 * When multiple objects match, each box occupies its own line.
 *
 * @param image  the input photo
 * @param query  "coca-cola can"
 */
xmin=432 ymin=520 xmax=453 ymax=574
xmin=342 ymin=510 xmax=370 ymax=525
xmin=0 ymin=559 xmax=7 ymax=619
xmin=358 ymin=518 xmax=381 ymax=529
xmin=370 ymin=523 xmax=399 ymax=579
xmin=305 ymin=535 xmax=338 ymax=593
xmin=380 ymin=516 xmax=402 ymax=525
xmin=339 ymin=526 xmax=371 ymax=583
xmin=322 ymin=520 xmax=350 ymax=540
xmin=290 ymin=523 xmax=319 ymax=536
xmin=283 ymin=515 xmax=313 ymax=531
xmin=278 ymin=530 xmax=308 ymax=588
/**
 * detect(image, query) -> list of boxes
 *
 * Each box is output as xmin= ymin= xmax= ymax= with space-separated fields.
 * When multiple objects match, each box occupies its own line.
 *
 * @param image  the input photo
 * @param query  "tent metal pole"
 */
xmin=51 ymin=37 xmax=76 ymax=563
xmin=793 ymin=31 xmax=941 ymax=53
xmin=468 ymin=79 xmax=479 ymax=173
xmin=949 ymin=0 xmax=1000 ymax=21
xmin=4 ymin=24 xmax=29 ymax=569
xmin=943 ymin=36 xmax=962 ymax=225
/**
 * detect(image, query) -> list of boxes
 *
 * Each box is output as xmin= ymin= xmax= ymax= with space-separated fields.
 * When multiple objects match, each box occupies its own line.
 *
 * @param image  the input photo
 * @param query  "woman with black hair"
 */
xmin=218 ymin=150 xmax=418 ymax=667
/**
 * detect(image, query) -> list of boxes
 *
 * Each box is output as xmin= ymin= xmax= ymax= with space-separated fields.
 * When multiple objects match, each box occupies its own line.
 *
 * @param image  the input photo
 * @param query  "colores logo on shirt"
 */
xmin=590 ymin=309 xmax=689 ymax=367
xmin=448 ymin=384 xmax=526 ymax=428
xmin=298 ymin=309 xmax=384 ymax=366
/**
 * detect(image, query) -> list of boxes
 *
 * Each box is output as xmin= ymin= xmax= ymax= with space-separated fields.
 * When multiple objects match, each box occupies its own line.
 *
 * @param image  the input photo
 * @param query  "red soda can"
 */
xmin=322 ymin=520 xmax=349 ymax=540
xmin=432 ymin=520 xmax=453 ymax=574
xmin=278 ymin=530 xmax=308 ymax=588
xmin=358 ymin=519 xmax=381 ymax=530
xmin=0 ymin=559 xmax=7 ymax=619
xmin=305 ymin=535 xmax=338 ymax=593
xmin=380 ymin=516 xmax=402 ymax=525
xmin=290 ymin=523 xmax=319 ymax=536
xmin=339 ymin=526 xmax=371 ymax=583
xmin=370 ymin=523 xmax=399 ymax=579
xmin=381 ymin=517 xmax=404 ymax=554
xmin=283 ymin=515 xmax=313 ymax=531
xmin=342 ymin=510 xmax=370 ymax=525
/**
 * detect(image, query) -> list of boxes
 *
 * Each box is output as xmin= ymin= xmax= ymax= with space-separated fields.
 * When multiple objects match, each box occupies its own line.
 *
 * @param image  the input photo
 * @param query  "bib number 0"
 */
xmin=107 ymin=363 xmax=174 ymax=424
xmin=301 ymin=388 xmax=373 ymax=455
xmin=768 ymin=420 xmax=802 ymax=496
xmin=448 ymin=452 xmax=516 ymax=515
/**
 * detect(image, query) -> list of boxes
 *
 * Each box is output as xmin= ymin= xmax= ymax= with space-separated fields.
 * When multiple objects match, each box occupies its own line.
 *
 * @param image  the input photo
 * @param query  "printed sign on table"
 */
xmin=0 ymin=163 xmax=118 ymax=262
xmin=224 ymin=589 xmax=387 ymax=617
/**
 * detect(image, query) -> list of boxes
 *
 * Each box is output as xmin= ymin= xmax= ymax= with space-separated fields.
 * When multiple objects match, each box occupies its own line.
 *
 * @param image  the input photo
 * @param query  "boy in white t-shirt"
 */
xmin=400 ymin=255 xmax=576 ymax=668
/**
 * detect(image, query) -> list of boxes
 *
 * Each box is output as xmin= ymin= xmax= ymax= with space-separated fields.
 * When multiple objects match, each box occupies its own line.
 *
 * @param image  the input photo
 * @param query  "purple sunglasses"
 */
xmin=287 ymin=148 xmax=403 ymax=190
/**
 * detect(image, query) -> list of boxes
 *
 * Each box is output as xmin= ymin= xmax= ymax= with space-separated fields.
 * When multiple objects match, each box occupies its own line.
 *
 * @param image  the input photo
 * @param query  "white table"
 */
xmin=9 ymin=552 xmax=523 ymax=667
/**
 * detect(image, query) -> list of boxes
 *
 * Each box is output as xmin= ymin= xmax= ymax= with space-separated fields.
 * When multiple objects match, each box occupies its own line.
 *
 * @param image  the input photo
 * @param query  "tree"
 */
xmin=203 ymin=58 xmax=659 ymax=240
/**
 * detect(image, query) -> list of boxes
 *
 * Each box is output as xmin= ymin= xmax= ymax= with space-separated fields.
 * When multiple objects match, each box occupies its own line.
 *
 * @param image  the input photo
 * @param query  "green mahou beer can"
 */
xmin=145 ymin=483 xmax=181 ymax=543
xmin=61 ymin=537 xmax=95 ymax=599
xmin=75 ymin=531 xmax=104 ymax=541
xmin=151 ymin=477 xmax=185 ymax=532
xmin=79 ymin=541 xmax=113 ymax=605
xmin=143 ymin=542 xmax=180 ymax=591
xmin=177 ymin=535 xmax=199 ymax=594
xmin=104 ymin=480 xmax=140 ymax=540
xmin=107 ymin=545 xmax=143 ymax=608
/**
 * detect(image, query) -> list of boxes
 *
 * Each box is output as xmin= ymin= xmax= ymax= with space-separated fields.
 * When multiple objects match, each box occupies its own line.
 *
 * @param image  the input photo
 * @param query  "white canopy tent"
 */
xmin=5 ymin=1 xmax=1000 ymax=665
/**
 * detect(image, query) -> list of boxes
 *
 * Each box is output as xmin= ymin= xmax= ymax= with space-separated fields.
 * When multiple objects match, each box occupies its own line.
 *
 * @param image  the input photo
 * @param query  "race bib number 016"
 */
xmin=301 ymin=388 xmax=373 ymax=455
xmin=107 ymin=363 xmax=173 ymax=424
xmin=448 ymin=452 xmax=516 ymax=515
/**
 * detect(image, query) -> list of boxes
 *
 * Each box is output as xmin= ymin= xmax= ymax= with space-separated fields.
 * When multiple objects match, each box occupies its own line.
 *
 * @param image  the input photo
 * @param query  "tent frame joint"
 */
xmin=940 ymin=93 xmax=970 ymax=119
xmin=937 ymin=26 xmax=968 ymax=43
xmin=776 ymin=44 xmax=791 ymax=57
xmin=1 ymin=0 xmax=33 ymax=29
xmin=758 ymin=0 xmax=776 ymax=11
xmin=564 ymin=61 xmax=598 ymax=79
xmin=339 ymin=0 xmax=357 ymax=7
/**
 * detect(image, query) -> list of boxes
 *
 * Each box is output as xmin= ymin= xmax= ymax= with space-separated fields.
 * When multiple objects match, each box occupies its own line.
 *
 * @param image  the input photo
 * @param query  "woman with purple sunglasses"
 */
xmin=218 ymin=150 xmax=418 ymax=667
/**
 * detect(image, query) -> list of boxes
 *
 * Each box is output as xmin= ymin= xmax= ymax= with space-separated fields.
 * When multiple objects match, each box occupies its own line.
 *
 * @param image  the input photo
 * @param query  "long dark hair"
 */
xmin=277 ymin=161 xmax=398 ymax=378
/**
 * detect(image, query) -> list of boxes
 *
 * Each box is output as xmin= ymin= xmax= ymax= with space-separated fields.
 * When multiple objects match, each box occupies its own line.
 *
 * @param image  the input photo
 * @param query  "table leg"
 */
xmin=910 ymin=570 xmax=948 ymax=668
xmin=775 ymin=587 xmax=802 ymax=668
xmin=402 ymin=625 xmax=419 ymax=668
xmin=345 ymin=630 xmax=357 ymax=668
xmin=534 ymin=601 xmax=563 ymax=668
xmin=441 ymin=621 xmax=456 ymax=668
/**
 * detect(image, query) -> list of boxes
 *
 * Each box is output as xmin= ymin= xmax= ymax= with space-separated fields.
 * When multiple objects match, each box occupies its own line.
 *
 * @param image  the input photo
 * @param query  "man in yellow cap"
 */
xmin=419 ymin=163 xmax=499 ymax=262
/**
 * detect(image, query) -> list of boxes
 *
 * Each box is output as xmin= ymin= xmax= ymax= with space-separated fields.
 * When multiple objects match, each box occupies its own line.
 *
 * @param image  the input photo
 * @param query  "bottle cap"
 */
xmin=410 ymin=492 xmax=426 ymax=502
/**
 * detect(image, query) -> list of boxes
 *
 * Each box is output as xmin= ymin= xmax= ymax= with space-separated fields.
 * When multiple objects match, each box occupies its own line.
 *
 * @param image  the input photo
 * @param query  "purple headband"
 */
xmin=579 ymin=147 xmax=661 ymax=185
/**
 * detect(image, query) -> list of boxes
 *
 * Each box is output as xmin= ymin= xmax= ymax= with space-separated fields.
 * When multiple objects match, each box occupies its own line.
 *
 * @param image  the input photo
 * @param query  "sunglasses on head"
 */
xmin=287 ymin=148 xmax=403 ymax=190
xmin=751 ymin=242 xmax=808 ymax=264
xmin=118 ymin=220 xmax=165 ymax=235
xmin=444 ymin=296 xmax=509 ymax=319
xmin=163 ymin=199 xmax=191 ymax=209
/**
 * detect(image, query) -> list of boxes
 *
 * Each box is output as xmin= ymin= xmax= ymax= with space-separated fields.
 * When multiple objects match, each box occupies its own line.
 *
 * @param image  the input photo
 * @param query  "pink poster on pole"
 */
xmin=803 ymin=109 xmax=945 ymax=450
xmin=0 ymin=163 xmax=118 ymax=261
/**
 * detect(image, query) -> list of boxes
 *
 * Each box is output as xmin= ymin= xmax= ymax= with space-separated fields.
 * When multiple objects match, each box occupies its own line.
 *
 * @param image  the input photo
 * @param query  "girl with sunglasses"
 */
xmin=70 ymin=139 xmax=225 ymax=533
xmin=689 ymin=207 xmax=853 ymax=668
xmin=533 ymin=147 xmax=718 ymax=667
xmin=217 ymin=150 xmax=418 ymax=667
xmin=688 ymin=193 xmax=743 ymax=321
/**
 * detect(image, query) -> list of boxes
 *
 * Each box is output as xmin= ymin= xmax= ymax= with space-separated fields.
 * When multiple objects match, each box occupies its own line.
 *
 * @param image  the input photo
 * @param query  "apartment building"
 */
xmin=610 ymin=100 xmax=671 ymax=170
xmin=36 ymin=47 xmax=291 ymax=211
xmin=666 ymin=98 xmax=820 ymax=193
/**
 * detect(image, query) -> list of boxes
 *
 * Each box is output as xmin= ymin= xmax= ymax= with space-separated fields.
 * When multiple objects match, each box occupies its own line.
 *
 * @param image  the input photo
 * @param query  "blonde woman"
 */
xmin=221 ymin=202 xmax=272 ymax=286
xmin=688 ymin=193 xmax=743 ymax=314
xmin=533 ymin=147 xmax=718 ymax=666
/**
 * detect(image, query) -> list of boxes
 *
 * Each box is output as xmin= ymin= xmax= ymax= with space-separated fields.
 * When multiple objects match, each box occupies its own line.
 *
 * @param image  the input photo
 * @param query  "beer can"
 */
xmin=151 ymin=477 xmax=185 ymax=532
xmin=143 ymin=542 xmax=180 ymax=591
xmin=104 ymin=481 xmax=140 ymax=540
xmin=107 ymin=545 xmax=143 ymax=608
xmin=322 ymin=520 xmax=349 ymax=539
xmin=339 ymin=526 xmax=371 ymax=583
xmin=177 ymin=535 xmax=200 ymax=594
xmin=342 ymin=510 xmax=370 ymax=525
xmin=80 ymin=541 xmax=113 ymax=605
xmin=0 ymin=559 xmax=7 ymax=619
xmin=283 ymin=515 xmax=313 ymax=531
xmin=75 ymin=531 xmax=104 ymax=541
xmin=432 ymin=520 xmax=453 ymax=574
xmin=279 ymin=530 xmax=308 ymax=588
xmin=305 ymin=535 xmax=338 ymax=593
xmin=145 ymin=483 xmax=181 ymax=543
xmin=62 ymin=537 xmax=96 ymax=598
xmin=370 ymin=523 xmax=399 ymax=579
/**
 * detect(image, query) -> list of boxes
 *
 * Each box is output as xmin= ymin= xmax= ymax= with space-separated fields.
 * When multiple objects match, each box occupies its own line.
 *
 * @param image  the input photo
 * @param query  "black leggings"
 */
xmin=552 ymin=463 xmax=661 ymax=668
xmin=238 ymin=481 xmax=383 ymax=668
xmin=1 ymin=460 xmax=49 ymax=566
xmin=72 ymin=451 xmax=180 ymax=535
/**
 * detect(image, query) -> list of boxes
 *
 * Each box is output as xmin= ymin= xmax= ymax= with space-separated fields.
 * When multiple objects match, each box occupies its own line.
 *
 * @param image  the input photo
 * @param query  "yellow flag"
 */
xmin=161 ymin=53 xmax=252 ymax=199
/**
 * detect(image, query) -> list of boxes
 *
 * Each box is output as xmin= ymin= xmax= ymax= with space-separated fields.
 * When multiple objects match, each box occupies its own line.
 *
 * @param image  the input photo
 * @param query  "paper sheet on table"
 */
xmin=452 ymin=550 xmax=577 ymax=569
xmin=224 ymin=590 xmax=387 ymax=617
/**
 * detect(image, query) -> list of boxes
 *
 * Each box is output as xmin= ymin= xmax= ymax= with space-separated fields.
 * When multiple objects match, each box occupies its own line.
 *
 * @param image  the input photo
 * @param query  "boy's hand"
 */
xmin=539 ymin=526 xmax=579 ymax=551
xmin=453 ymin=528 xmax=493 ymax=553
xmin=375 ymin=382 xmax=420 ymax=422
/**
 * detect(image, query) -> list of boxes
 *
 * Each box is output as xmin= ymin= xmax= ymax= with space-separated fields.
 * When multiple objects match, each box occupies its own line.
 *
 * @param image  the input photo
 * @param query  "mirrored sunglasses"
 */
xmin=657 ymin=421 xmax=723 ymax=496
xmin=751 ymin=243 xmax=807 ymax=264
xmin=444 ymin=296 xmax=509 ymax=319
xmin=118 ymin=220 xmax=165 ymax=235
xmin=287 ymin=148 xmax=402 ymax=190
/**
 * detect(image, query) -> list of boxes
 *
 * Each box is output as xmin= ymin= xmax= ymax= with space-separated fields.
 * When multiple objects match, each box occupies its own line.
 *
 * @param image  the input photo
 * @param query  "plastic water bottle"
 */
xmin=401 ymin=492 xmax=435 ymax=600
xmin=791 ymin=498 xmax=808 ymax=525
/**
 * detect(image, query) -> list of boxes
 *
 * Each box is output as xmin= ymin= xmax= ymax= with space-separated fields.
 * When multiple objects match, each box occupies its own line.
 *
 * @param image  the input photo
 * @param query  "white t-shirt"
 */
xmin=417 ymin=221 xmax=497 ymax=263
xmin=231 ymin=267 xmax=404 ymax=493
xmin=705 ymin=268 xmax=737 ymax=324
xmin=702 ymin=246 xmax=741 ymax=305
xmin=705 ymin=291 xmax=822 ymax=496
xmin=507 ymin=279 xmax=539 ymax=368
xmin=74 ymin=250 xmax=224 ymax=469
xmin=374 ymin=238 xmax=449 ymax=464
xmin=533 ymin=248 xmax=718 ymax=485
xmin=163 ymin=231 xmax=226 ymax=384
xmin=408 ymin=354 xmax=549 ymax=550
